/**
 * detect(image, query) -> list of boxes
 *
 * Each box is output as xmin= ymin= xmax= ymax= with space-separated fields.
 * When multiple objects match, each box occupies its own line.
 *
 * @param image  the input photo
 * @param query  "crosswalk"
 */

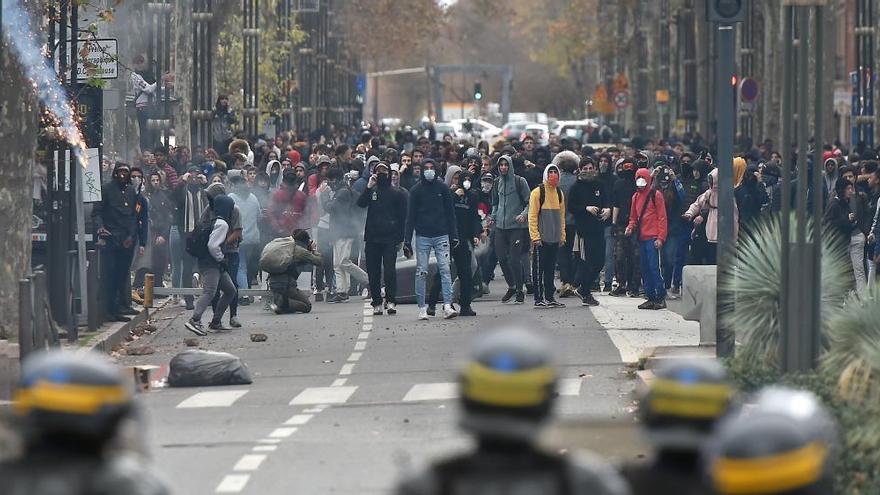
xmin=173 ymin=378 xmax=586 ymax=409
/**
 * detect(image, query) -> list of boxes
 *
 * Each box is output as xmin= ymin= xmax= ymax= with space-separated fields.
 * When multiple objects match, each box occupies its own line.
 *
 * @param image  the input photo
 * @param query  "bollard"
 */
xmin=18 ymin=278 xmax=33 ymax=361
xmin=144 ymin=273 xmax=154 ymax=308
xmin=32 ymin=271 xmax=48 ymax=350
xmin=87 ymin=250 xmax=99 ymax=331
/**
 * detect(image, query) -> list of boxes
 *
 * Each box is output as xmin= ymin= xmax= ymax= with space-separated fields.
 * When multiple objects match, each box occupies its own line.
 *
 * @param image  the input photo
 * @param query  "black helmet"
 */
xmin=459 ymin=328 xmax=556 ymax=441
xmin=14 ymin=350 xmax=132 ymax=442
xmin=638 ymin=359 xmax=733 ymax=450
xmin=707 ymin=387 xmax=838 ymax=495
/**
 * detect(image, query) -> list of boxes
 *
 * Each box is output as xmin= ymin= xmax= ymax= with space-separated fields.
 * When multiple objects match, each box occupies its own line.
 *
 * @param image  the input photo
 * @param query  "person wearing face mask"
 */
xmin=171 ymin=167 xmax=210 ymax=309
xmin=490 ymin=156 xmax=531 ymax=304
xmin=93 ymin=162 xmax=140 ymax=321
xmin=610 ymin=159 xmax=641 ymax=297
xmin=553 ymin=151 xmax=581 ymax=298
xmin=265 ymin=159 xmax=283 ymax=190
xmin=404 ymin=159 xmax=460 ymax=320
xmin=626 ymin=168 xmax=668 ymax=310
xmin=528 ymin=163 xmax=567 ymax=308
xmin=597 ymin=153 xmax=617 ymax=292
xmin=358 ymin=162 xmax=408 ymax=315
xmin=268 ymin=169 xmax=308 ymax=238
xmin=143 ymin=172 xmax=174 ymax=299
xmin=568 ymin=158 xmax=611 ymax=306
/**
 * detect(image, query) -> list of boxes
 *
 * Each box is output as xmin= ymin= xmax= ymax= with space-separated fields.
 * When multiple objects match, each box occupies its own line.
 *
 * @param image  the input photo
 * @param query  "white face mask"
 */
xmin=636 ymin=177 xmax=648 ymax=188
xmin=481 ymin=183 xmax=492 ymax=193
xmin=423 ymin=169 xmax=436 ymax=181
xmin=463 ymin=180 xmax=471 ymax=190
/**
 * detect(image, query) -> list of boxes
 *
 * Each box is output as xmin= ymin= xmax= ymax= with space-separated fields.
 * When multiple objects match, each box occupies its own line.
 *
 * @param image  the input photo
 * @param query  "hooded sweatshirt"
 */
xmin=405 ymin=172 xmax=459 ymax=241
xmin=205 ymin=194 xmax=234 ymax=264
xmin=627 ymin=169 xmax=668 ymax=243
xmin=528 ymin=164 xmax=566 ymax=244
xmin=490 ymin=156 xmax=530 ymax=230
xmin=686 ymin=169 xmax=739 ymax=243
xmin=266 ymin=159 xmax=283 ymax=189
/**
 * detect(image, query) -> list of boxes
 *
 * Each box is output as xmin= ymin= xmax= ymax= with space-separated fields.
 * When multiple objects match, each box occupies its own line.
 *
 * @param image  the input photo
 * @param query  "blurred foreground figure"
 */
xmin=396 ymin=328 xmax=628 ymax=495
xmin=0 ymin=350 xmax=169 ymax=495
xmin=621 ymin=359 xmax=733 ymax=494
xmin=706 ymin=387 xmax=839 ymax=495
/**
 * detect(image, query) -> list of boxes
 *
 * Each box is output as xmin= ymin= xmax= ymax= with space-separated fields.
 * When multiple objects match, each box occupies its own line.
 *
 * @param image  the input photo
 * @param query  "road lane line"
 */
xmin=331 ymin=378 xmax=348 ymax=387
xmin=176 ymin=390 xmax=248 ymax=408
xmin=403 ymin=383 xmax=459 ymax=402
xmin=253 ymin=445 xmax=277 ymax=452
xmin=361 ymin=324 xmax=373 ymax=331
xmin=363 ymin=309 xmax=372 ymax=316
xmin=216 ymin=474 xmax=249 ymax=493
xmin=558 ymin=378 xmax=583 ymax=396
xmin=363 ymin=316 xmax=373 ymax=324
xmin=284 ymin=414 xmax=314 ymax=426
xmin=339 ymin=363 xmax=355 ymax=375
xmin=353 ymin=341 xmax=367 ymax=351
xmin=290 ymin=386 xmax=357 ymax=405
xmin=234 ymin=454 xmax=267 ymax=471
xmin=257 ymin=439 xmax=281 ymax=444
xmin=357 ymin=331 xmax=370 ymax=339
xmin=348 ymin=352 xmax=362 ymax=361
xmin=268 ymin=427 xmax=298 ymax=438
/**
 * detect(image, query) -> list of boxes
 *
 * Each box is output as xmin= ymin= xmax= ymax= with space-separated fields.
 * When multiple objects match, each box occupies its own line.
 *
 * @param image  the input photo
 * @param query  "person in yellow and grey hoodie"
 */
xmin=528 ymin=163 xmax=566 ymax=308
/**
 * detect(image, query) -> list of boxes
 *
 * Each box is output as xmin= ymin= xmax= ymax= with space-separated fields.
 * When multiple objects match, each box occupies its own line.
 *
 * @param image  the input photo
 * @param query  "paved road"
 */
xmin=121 ymin=281 xmax=643 ymax=494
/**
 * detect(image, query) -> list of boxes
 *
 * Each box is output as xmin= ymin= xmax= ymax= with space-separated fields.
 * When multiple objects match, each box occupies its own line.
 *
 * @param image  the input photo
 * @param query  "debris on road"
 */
xmin=168 ymin=349 xmax=253 ymax=387
xmin=250 ymin=333 xmax=268 ymax=342
xmin=126 ymin=346 xmax=156 ymax=356
xmin=184 ymin=338 xmax=199 ymax=347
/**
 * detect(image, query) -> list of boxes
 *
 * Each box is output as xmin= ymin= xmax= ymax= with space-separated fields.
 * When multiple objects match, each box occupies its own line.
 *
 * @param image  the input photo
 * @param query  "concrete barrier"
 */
xmin=0 ymin=341 xmax=20 ymax=402
xmin=682 ymin=265 xmax=717 ymax=345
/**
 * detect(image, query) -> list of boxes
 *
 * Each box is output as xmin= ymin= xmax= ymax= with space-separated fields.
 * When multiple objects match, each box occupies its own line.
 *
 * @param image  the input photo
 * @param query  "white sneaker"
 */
xmin=372 ymin=304 xmax=383 ymax=315
xmin=386 ymin=302 xmax=397 ymax=315
xmin=418 ymin=307 xmax=429 ymax=320
xmin=443 ymin=304 xmax=458 ymax=320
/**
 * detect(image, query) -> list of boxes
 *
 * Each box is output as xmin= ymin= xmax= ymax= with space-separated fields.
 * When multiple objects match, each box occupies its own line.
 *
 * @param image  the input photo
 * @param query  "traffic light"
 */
xmin=473 ymin=81 xmax=483 ymax=101
xmin=731 ymin=74 xmax=738 ymax=110
xmin=707 ymin=0 xmax=746 ymax=23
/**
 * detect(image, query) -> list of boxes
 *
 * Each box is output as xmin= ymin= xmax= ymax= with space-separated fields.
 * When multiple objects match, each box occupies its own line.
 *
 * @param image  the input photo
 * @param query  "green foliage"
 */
xmin=720 ymin=214 xmax=851 ymax=366
xmin=824 ymin=284 xmax=880 ymax=405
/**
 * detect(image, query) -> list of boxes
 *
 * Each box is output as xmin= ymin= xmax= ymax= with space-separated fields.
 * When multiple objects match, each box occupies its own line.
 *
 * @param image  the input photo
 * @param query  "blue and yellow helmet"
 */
xmin=459 ymin=328 xmax=557 ymax=440
xmin=14 ymin=350 xmax=131 ymax=441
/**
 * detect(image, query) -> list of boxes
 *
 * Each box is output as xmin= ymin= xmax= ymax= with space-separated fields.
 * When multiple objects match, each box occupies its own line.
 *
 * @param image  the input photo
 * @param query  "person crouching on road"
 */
xmin=626 ymin=169 xmax=668 ymax=310
xmin=260 ymin=229 xmax=323 ymax=314
xmin=528 ymin=163 xmax=566 ymax=308
xmin=357 ymin=161 xmax=408 ymax=316
xmin=404 ymin=159 xmax=459 ymax=320
xmin=185 ymin=194 xmax=237 ymax=336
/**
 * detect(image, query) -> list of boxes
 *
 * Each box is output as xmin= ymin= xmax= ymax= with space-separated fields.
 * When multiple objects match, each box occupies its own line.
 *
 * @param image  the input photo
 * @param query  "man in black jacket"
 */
xmin=405 ymin=159 xmax=459 ymax=320
xmin=568 ymin=159 xmax=611 ymax=306
xmin=358 ymin=162 xmax=408 ymax=315
xmin=93 ymin=162 xmax=139 ymax=321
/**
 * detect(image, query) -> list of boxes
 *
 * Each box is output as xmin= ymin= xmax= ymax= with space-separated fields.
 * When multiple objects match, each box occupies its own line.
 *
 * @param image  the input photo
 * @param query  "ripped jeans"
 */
xmin=415 ymin=234 xmax=453 ymax=308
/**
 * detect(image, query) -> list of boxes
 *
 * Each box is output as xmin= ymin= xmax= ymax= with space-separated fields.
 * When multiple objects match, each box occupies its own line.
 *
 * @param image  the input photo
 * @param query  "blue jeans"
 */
xmin=661 ymin=228 xmax=681 ymax=289
xmin=416 ymin=235 xmax=453 ymax=308
xmin=603 ymin=226 xmax=614 ymax=286
xmin=639 ymin=239 xmax=666 ymax=302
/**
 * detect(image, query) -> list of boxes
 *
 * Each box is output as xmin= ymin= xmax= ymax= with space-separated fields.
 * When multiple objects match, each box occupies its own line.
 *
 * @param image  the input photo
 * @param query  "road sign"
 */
xmin=613 ymin=73 xmax=629 ymax=92
xmin=740 ymin=77 xmax=759 ymax=102
xmin=613 ymin=90 xmax=630 ymax=109
xmin=655 ymin=89 xmax=670 ymax=103
xmin=593 ymin=85 xmax=608 ymax=104
xmin=54 ymin=38 xmax=118 ymax=80
xmin=356 ymin=74 xmax=366 ymax=94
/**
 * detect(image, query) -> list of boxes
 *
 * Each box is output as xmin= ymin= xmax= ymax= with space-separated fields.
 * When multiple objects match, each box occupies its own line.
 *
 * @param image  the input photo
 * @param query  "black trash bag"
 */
xmin=168 ymin=350 xmax=253 ymax=387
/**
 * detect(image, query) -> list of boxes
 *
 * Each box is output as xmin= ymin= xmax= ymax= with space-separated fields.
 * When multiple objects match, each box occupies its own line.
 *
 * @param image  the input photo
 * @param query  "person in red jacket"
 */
xmin=268 ymin=169 xmax=307 ymax=238
xmin=626 ymin=168 xmax=668 ymax=310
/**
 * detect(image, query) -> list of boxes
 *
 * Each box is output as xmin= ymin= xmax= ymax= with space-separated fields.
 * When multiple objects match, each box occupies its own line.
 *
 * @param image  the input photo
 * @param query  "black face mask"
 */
xmin=578 ymin=170 xmax=598 ymax=181
xmin=377 ymin=173 xmax=391 ymax=187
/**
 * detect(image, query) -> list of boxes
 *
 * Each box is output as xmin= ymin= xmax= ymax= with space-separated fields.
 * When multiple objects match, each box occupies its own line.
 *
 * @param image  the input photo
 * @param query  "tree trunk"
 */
xmin=0 ymin=3 xmax=41 ymax=339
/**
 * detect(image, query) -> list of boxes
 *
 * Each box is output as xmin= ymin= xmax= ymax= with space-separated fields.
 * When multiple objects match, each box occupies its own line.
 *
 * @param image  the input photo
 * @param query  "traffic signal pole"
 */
xmin=715 ymin=22 xmax=736 ymax=358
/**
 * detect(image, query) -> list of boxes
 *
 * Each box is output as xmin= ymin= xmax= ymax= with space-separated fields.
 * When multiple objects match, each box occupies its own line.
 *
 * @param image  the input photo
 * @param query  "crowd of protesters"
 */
xmin=93 ymin=97 xmax=880 ymax=331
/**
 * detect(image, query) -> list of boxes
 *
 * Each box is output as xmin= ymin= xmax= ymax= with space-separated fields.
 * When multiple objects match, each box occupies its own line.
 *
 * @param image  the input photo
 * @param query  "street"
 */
xmin=119 ymin=279 xmax=692 ymax=494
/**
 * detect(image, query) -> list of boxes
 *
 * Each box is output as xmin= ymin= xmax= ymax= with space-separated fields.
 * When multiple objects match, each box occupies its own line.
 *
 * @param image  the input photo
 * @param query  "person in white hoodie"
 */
xmin=185 ymin=194 xmax=237 ymax=336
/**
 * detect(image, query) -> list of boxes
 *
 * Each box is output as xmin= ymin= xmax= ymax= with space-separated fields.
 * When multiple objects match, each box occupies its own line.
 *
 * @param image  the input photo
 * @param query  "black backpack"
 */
xmin=538 ymin=183 xmax=563 ymax=208
xmin=185 ymin=218 xmax=217 ymax=259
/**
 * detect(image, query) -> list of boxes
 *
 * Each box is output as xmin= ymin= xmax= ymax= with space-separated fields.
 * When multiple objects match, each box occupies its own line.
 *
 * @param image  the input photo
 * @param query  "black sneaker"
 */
xmin=525 ymin=283 xmax=534 ymax=295
xmin=386 ymin=302 xmax=397 ymax=315
xmin=603 ymin=284 xmax=613 ymax=292
xmin=501 ymin=288 xmax=516 ymax=303
xmin=427 ymin=306 xmax=436 ymax=316
xmin=652 ymin=299 xmax=667 ymax=310
xmin=185 ymin=318 xmax=207 ymax=336
xmin=581 ymin=293 xmax=600 ymax=306
xmin=534 ymin=300 xmax=548 ymax=308
xmin=459 ymin=306 xmax=477 ymax=317
xmin=185 ymin=299 xmax=195 ymax=310
xmin=315 ymin=292 xmax=324 ymax=302
xmin=547 ymin=299 xmax=565 ymax=308
xmin=515 ymin=291 xmax=525 ymax=304
xmin=629 ymin=291 xmax=642 ymax=298
xmin=638 ymin=300 xmax=655 ymax=310
xmin=609 ymin=287 xmax=627 ymax=297
xmin=208 ymin=319 xmax=229 ymax=331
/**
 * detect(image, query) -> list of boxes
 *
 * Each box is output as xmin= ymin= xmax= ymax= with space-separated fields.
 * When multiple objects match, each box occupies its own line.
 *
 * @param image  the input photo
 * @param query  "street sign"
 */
xmin=593 ymin=85 xmax=608 ymax=104
xmin=655 ymin=89 xmax=670 ymax=103
xmin=54 ymin=38 xmax=118 ymax=80
xmin=356 ymin=74 xmax=366 ymax=94
xmin=739 ymin=77 xmax=759 ymax=102
xmin=613 ymin=73 xmax=629 ymax=92
xmin=613 ymin=90 xmax=630 ymax=109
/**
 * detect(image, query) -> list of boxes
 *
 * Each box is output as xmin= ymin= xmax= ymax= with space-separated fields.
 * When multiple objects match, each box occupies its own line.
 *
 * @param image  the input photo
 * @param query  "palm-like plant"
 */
xmin=824 ymin=284 xmax=880 ymax=405
xmin=719 ymin=214 xmax=851 ymax=366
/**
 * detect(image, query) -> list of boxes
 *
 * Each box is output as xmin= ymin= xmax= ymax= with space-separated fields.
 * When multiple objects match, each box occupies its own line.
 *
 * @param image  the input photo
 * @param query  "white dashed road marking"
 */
xmin=284 ymin=414 xmax=314 ymax=426
xmin=289 ymin=386 xmax=358 ymax=405
xmin=234 ymin=454 xmax=267 ymax=472
xmin=215 ymin=474 xmax=250 ymax=493
xmin=339 ymin=363 xmax=355 ymax=375
xmin=253 ymin=445 xmax=277 ymax=452
xmin=403 ymin=383 xmax=459 ymax=402
xmin=331 ymin=378 xmax=348 ymax=387
xmin=348 ymin=352 xmax=362 ymax=362
xmin=558 ymin=378 xmax=583 ymax=396
xmin=358 ymin=331 xmax=371 ymax=339
xmin=353 ymin=340 xmax=367 ymax=351
xmin=176 ymin=390 xmax=248 ymax=409
xmin=268 ymin=427 xmax=298 ymax=438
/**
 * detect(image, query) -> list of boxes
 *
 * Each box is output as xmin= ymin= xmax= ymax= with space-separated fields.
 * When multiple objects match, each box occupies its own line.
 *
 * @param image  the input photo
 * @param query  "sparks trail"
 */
xmin=2 ymin=0 xmax=88 ymax=167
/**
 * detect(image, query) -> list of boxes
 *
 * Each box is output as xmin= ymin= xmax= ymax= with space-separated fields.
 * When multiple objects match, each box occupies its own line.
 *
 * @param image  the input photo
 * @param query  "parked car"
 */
xmin=433 ymin=122 xmax=457 ymax=140
xmin=501 ymin=121 xmax=533 ymax=140
xmin=450 ymin=118 xmax=502 ymax=143
xmin=551 ymin=120 xmax=599 ymax=141
xmin=522 ymin=123 xmax=550 ymax=146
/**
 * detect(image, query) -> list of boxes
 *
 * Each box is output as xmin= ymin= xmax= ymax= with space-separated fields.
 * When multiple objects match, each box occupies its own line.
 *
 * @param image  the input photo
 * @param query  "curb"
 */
xmin=86 ymin=308 xmax=151 ymax=354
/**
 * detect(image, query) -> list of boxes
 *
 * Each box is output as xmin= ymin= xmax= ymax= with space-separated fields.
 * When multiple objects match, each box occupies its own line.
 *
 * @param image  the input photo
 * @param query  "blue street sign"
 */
xmin=356 ymin=74 xmax=366 ymax=94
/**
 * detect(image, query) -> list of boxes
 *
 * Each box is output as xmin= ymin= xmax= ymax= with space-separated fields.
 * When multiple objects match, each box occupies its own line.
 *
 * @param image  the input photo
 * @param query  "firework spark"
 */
xmin=2 ymin=0 xmax=88 ymax=167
